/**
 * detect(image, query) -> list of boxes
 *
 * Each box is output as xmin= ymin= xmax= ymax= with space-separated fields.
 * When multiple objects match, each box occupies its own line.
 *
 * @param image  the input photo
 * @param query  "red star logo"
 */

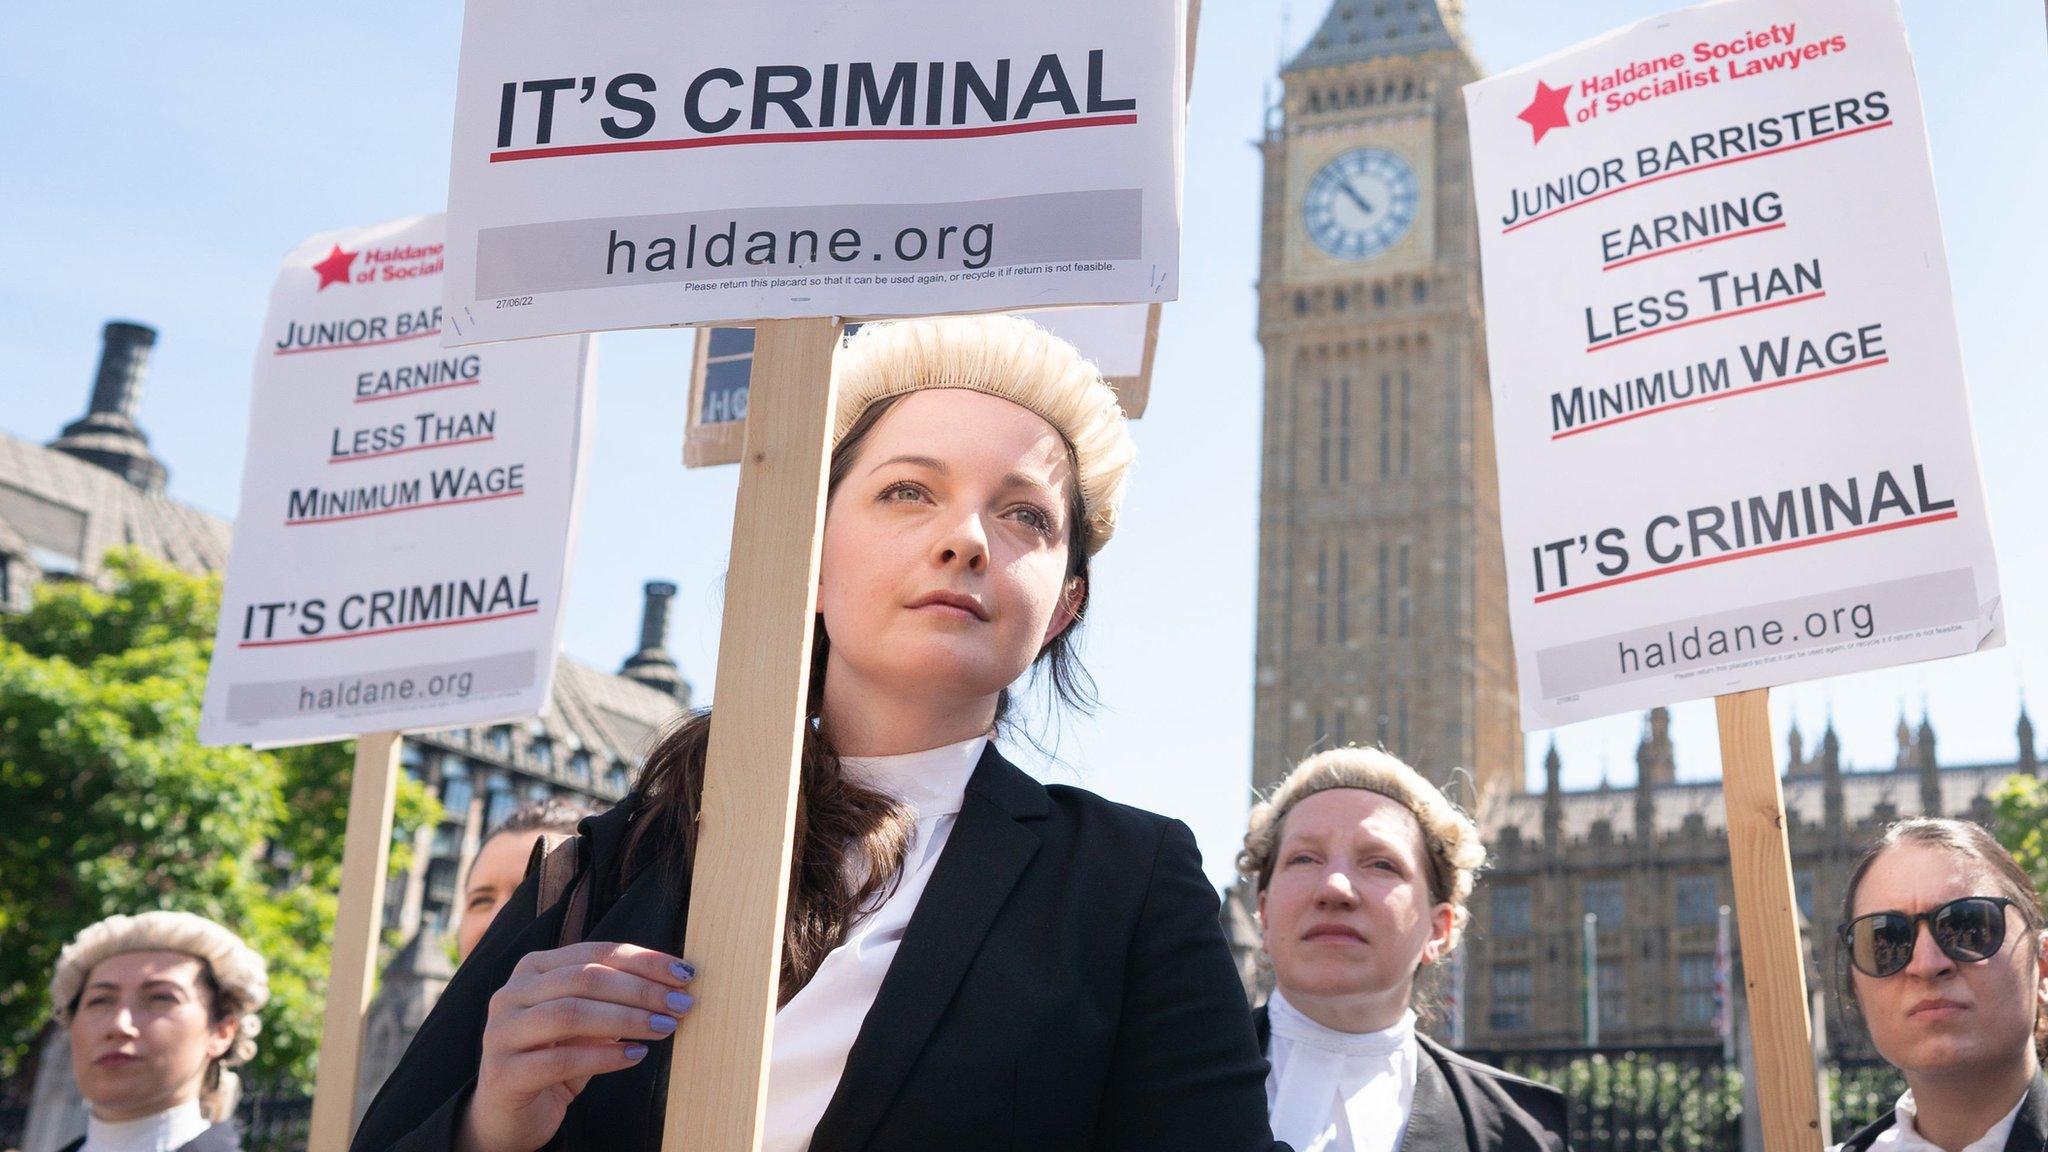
xmin=312 ymin=245 xmax=358 ymax=291
xmin=1517 ymin=79 xmax=1572 ymax=145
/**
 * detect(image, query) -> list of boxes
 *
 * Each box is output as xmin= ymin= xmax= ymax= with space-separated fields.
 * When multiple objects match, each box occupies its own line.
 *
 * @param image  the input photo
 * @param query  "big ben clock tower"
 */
xmin=1250 ymin=0 xmax=1520 ymax=799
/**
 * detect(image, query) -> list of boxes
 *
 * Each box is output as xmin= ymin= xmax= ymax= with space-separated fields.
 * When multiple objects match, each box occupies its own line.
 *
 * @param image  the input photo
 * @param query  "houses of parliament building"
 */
xmin=1225 ymin=0 xmax=2042 ymax=1054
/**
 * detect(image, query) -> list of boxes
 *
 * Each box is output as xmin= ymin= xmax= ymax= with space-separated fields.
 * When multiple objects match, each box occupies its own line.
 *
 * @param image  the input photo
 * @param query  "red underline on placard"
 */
xmin=1601 ymin=222 xmax=1788 ymax=271
xmin=1531 ymin=510 xmax=1958 ymax=604
xmin=1587 ymin=291 xmax=1826 ymax=353
xmin=274 ymin=329 xmax=442 ymax=355
xmin=1501 ymin=120 xmax=1893 ymax=236
xmin=488 ymin=113 xmax=1141 ymax=163
xmin=328 ymin=435 xmax=494 ymax=464
xmin=1552 ymin=357 xmax=1888 ymax=441
xmin=355 ymin=379 xmax=483 ymax=404
xmin=284 ymin=489 xmax=525 ymax=527
xmin=237 ymin=607 xmax=540 ymax=648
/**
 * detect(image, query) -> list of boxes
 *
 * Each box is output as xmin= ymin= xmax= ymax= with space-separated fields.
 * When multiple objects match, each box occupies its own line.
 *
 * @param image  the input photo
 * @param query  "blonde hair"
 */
xmin=51 ymin=911 xmax=269 ymax=1122
xmin=1238 ymin=746 xmax=1488 ymax=956
xmin=831 ymin=315 xmax=1135 ymax=557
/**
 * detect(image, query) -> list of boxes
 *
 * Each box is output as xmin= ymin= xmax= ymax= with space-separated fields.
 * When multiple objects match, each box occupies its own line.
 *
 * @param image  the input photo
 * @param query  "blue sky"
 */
xmin=2 ymin=2 xmax=2041 ymax=887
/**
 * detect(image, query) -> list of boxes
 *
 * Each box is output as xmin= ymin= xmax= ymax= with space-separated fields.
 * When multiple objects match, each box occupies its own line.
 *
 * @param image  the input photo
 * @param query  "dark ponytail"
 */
xmin=621 ymin=394 xmax=1095 ymax=1003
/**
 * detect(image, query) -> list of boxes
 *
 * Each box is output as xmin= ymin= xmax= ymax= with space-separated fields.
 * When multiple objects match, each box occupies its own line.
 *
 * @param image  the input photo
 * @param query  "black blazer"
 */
xmin=58 ymin=1120 xmax=240 ymax=1152
xmin=353 ymin=743 xmax=1279 ymax=1151
xmin=1837 ymin=1071 xmax=2047 ymax=1152
xmin=1254 ymin=1005 xmax=1571 ymax=1152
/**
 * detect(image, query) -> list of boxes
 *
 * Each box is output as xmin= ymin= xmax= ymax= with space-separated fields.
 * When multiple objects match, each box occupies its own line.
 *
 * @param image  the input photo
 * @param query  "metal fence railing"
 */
xmin=1461 ymin=1044 xmax=1906 ymax=1152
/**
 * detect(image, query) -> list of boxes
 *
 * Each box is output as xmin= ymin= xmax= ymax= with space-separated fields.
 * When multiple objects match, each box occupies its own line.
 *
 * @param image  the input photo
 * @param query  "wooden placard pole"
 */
xmin=306 ymin=730 xmax=405 ymax=1152
xmin=666 ymin=317 xmax=844 ymax=1151
xmin=1715 ymin=688 xmax=1826 ymax=1152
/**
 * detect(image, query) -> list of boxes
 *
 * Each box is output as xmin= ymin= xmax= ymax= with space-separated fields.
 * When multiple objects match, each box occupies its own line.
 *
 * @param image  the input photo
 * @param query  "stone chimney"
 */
xmin=620 ymin=580 xmax=690 ymax=704
xmin=1636 ymin=707 xmax=1677 ymax=787
xmin=2019 ymin=701 xmax=2038 ymax=776
xmin=47 ymin=321 xmax=168 ymax=493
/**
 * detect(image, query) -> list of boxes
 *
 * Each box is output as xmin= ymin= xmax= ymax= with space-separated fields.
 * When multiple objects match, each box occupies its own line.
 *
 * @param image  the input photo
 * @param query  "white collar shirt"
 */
xmin=1265 ymin=989 xmax=1420 ymax=1152
xmin=1865 ymin=1086 xmax=2028 ymax=1152
xmin=81 ymin=1100 xmax=210 ymax=1152
xmin=762 ymin=733 xmax=987 ymax=1152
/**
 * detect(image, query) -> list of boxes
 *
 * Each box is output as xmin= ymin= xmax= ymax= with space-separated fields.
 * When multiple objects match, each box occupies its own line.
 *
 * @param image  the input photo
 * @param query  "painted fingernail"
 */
xmin=666 ymin=991 xmax=695 ymax=1014
xmin=649 ymin=1013 xmax=678 ymax=1034
xmin=670 ymin=961 xmax=697 ymax=982
xmin=624 ymin=1044 xmax=649 ymax=1061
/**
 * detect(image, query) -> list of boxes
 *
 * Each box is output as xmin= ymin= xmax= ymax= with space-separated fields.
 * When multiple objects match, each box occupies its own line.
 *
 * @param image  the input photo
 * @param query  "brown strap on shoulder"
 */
xmin=529 ymin=832 xmax=591 ymax=948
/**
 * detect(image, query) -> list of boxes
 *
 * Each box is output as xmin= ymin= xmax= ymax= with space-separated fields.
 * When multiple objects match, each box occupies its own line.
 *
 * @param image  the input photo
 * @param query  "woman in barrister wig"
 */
xmin=49 ymin=911 xmax=271 ymax=1152
xmin=1832 ymin=818 xmax=2046 ymax=1152
xmin=352 ymin=315 xmax=1281 ymax=1152
xmin=1239 ymin=747 xmax=1570 ymax=1152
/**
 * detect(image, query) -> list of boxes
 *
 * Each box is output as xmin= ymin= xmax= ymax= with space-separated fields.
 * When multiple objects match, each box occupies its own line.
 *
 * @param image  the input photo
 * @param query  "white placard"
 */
xmin=683 ymin=303 xmax=1158 ymax=466
xmin=201 ymin=214 xmax=596 ymax=746
xmin=1463 ymin=0 xmax=2001 ymax=731
xmin=440 ymin=0 xmax=1186 ymax=345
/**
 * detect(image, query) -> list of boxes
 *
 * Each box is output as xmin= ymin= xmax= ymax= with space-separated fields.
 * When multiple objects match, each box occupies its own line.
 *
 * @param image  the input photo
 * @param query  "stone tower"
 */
xmin=1251 ymin=0 xmax=1518 ymax=795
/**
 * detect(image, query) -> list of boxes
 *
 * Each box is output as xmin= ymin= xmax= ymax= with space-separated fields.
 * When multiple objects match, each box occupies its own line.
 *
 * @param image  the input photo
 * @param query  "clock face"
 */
xmin=1302 ymin=147 xmax=1420 ymax=262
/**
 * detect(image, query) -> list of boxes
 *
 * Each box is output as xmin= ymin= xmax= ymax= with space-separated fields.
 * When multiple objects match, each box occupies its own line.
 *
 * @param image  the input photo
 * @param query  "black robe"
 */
xmin=1254 ymin=1005 xmax=1571 ymax=1152
xmin=57 ymin=1119 xmax=240 ymax=1152
xmin=352 ymin=743 xmax=1280 ymax=1151
xmin=1836 ymin=1071 xmax=2047 ymax=1152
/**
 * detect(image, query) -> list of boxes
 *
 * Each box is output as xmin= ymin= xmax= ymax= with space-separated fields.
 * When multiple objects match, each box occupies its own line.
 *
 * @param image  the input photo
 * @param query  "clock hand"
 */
xmin=1336 ymin=179 xmax=1375 ymax=215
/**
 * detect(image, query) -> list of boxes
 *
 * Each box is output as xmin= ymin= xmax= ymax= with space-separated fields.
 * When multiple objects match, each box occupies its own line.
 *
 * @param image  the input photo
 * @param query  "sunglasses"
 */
xmin=1840 ymin=896 xmax=2025 ymax=978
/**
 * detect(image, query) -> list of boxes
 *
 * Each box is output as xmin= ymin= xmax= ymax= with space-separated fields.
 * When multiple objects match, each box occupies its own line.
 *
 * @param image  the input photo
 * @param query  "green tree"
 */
xmin=0 ymin=551 xmax=438 ymax=1089
xmin=1991 ymin=773 xmax=2048 ymax=902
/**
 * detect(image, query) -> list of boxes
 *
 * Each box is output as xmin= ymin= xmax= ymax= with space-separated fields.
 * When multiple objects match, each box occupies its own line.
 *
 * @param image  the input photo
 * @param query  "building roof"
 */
xmin=1484 ymin=758 xmax=2024 ymax=845
xmin=1287 ymin=0 xmax=1463 ymax=73
xmin=0 ymin=427 xmax=231 ymax=585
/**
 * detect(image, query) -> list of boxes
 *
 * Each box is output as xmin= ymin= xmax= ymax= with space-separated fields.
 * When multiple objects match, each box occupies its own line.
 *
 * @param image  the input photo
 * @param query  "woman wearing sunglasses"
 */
xmin=1835 ymin=818 xmax=2048 ymax=1152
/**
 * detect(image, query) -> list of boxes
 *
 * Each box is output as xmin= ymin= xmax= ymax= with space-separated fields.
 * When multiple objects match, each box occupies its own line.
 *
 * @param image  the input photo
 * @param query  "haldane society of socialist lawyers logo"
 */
xmin=1513 ymin=22 xmax=1846 ymax=146
xmin=310 ymin=242 xmax=446 ymax=290
xmin=1517 ymin=79 xmax=1572 ymax=144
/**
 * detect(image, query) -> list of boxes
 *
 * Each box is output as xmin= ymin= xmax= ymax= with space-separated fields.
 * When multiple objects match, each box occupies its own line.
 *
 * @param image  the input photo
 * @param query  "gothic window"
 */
xmin=1333 ymin=288 xmax=1348 ymax=312
xmin=531 ymin=737 xmax=554 ymax=771
xmin=1597 ymin=959 xmax=1627 ymax=1030
xmin=439 ymin=761 xmax=474 ymax=819
xmin=1678 ymin=955 xmax=1718 ymax=1025
xmin=1379 ymin=373 xmax=1392 ymax=478
xmin=1492 ymin=885 xmax=1532 ymax=936
xmin=1413 ymin=278 xmax=1428 ymax=303
xmin=1294 ymin=291 xmax=1309 ymax=316
xmin=606 ymin=763 xmax=630 ymax=795
xmin=1582 ymin=879 xmax=1626 ymax=926
xmin=1318 ymin=379 xmax=1332 ymax=486
xmin=484 ymin=775 xmax=517 ymax=831
xmin=1337 ymin=546 xmax=1350 ymax=644
xmin=570 ymin=751 xmax=592 ymax=786
xmin=1338 ymin=376 xmax=1352 ymax=482
xmin=1397 ymin=542 xmax=1411 ymax=638
xmin=1676 ymin=875 xmax=1720 ymax=926
xmin=401 ymin=740 xmax=428 ymax=780
xmin=1399 ymin=370 xmax=1412 ymax=476
xmin=1373 ymin=282 xmax=1388 ymax=308
xmin=525 ymin=781 xmax=552 ymax=805
xmin=1377 ymin=543 xmax=1390 ymax=635
xmin=1490 ymin=965 xmax=1532 ymax=1031
xmin=425 ymin=857 xmax=459 ymax=908
xmin=1307 ymin=92 xmax=1322 ymax=113
xmin=1316 ymin=543 xmax=1328 ymax=646
xmin=487 ymin=726 xmax=512 ymax=758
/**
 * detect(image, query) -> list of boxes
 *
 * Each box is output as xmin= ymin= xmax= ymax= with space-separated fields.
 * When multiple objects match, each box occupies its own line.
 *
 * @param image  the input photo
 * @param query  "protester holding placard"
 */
xmin=455 ymin=801 xmax=592 ymax=962
xmin=1238 ymin=748 xmax=1569 ymax=1152
xmin=351 ymin=316 xmax=1277 ymax=1152
xmin=48 ymin=912 xmax=271 ymax=1152
xmin=1833 ymin=819 xmax=2047 ymax=1152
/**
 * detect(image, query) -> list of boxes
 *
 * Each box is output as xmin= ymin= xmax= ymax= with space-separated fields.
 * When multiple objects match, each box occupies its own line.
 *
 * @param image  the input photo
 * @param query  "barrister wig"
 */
xmin=51 ymin=911 xmax=270 ymax=1122
xmin=831 ymin=315 xmax=1136 ymax=558
xmin=1238 ymin=747 xmax=1488 ymax=957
